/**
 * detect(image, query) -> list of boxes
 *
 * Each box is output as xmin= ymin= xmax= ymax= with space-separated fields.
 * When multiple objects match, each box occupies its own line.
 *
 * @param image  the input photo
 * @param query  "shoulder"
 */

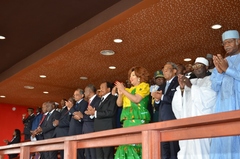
xmin=138 ymin=82 xmax=149 ymax=88
xmin=37 ymin=114 xmax=43 ymax=118
xmin=80 ymin=99 xmax=88 ymax=105
xmin=173 ymin=76 xmax=178 ymax=82
xmin=136 ymin=82 xmax=150 ymax=93
xmin=91 ymin=96 xmax=101 ymax=105
xmin=107 ymin=94 xmax=117 ymax=100
xmin=53 ymin=110 xmax=61 ymax=115
xmin=171 ymin=76 xmax=179 ymax=85
xmin=93 ymin=96 xmax=101 ymax=101
xmin=203 ymin=76 xmax=212 ymax=84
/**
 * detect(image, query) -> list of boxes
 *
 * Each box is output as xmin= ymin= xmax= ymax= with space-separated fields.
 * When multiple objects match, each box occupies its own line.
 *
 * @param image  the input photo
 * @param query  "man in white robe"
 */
xmin=172 ymin=57 xmax=216 ymax=159
xmin=210 ymin=30 xmax=240 ymax=159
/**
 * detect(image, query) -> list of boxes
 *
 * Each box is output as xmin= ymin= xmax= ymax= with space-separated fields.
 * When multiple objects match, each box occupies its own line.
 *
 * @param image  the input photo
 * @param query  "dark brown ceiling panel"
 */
xmin=0 ymin=0 xmax=239 ymax=107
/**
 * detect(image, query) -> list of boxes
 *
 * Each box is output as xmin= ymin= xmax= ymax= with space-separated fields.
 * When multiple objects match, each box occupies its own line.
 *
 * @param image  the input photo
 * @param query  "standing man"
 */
xmin=53 ymin=97 xmax=75 ymax=159
xmin=172 ymin=57 xmax=216 ymax=159
xmin=37 ymin=101 xmax=61 ymax=159
xmin=85 ymin=82 xmax=117 ymax=159
xmin=22 ymin=108 xmax=35 ymax=141
xmin=150 ymin=70 xmax=166 ymax=122
xmin=83 ymin=84 xmax=101 ymax=159
xmin=210 ymin=30 xmax=240 ymax=159
xmin=30 ymin=107 xmax=42 ymax=144
xmin=31 ymin=107 xmax=43 ymax=136
xmin=151 ymin=62 xmax=180 ymax=159
xmin=30 ymin=102 xmax=48 ymax=159
xmin=69 ymin=88 xmax=88 ymax=159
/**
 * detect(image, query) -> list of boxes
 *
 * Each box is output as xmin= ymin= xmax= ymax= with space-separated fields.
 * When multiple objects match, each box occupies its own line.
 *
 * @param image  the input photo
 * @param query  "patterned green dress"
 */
xmin=114 ymin=82 xmax=151 ymax=159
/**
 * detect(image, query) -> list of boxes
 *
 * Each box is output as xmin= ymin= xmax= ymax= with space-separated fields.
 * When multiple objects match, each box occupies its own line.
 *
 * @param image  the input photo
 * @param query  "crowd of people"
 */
xmin=5 ymin=29 xmax=240 ymax=159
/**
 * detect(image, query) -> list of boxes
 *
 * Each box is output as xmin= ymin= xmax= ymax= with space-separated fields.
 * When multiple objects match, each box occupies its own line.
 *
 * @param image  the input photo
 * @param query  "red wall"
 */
xmin=0 ymin=103 xmax=30 ymax=158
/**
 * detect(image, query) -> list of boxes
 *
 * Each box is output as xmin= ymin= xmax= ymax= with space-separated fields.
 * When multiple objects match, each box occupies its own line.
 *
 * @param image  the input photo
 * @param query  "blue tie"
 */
xmin=164 ymin=82 xmax=170 ymax=94
xmin=47 ymin=113 xmax=51 ymax=121
xmin=75 ymin=102 xmax=79 ymax=109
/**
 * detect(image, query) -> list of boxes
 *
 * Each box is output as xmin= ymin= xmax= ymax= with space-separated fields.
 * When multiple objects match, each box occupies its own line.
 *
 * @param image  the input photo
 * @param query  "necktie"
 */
xmin=99 ymin=97 xmax=104 ymax=106
xmin=47 ymin=113 xmax=51 ymax=121
xmin=164 ymin=81 xmax=170 ymax=94
xmin=75 ymin=102 xmax=79 ymax=109
xmin=88 ymin=99 xmax=91 ymax=107
xmin=39 ymin=114 xmax=46 ymax=126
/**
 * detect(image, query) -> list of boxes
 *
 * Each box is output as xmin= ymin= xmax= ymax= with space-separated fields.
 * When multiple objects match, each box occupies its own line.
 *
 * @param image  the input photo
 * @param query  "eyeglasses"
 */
xmin=222 ymin=39 xmax=235 ymax=46
xmin=192 ymin=63 xmax=204 ymax=70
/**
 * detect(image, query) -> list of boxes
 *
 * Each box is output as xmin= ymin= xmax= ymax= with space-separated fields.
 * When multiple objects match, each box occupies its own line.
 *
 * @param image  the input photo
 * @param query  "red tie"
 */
xmin=88 ymin=100 xmax=91 ymax=107
xmin=38 ymin=114 xmax=46 ymax=126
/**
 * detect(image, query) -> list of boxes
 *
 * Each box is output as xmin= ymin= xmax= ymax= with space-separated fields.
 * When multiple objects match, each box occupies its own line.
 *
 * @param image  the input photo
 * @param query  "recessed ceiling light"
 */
xmin=39 ymin=75 xmax=46 ymax=78
xmin=109 ymin=66 xmax=116 ymax=69
xmin=211 ymin=24 xmax=222 ymax=29
xmin=184 ymin=58 xmax=192 ymax=62
xmin=0 ymin=36 xmax=6 ymax=39
xmin=43 ymin=91 xmax=49 ymax=94
xmin=100 ymin=50 xmax=115 ymax=56
xmin=113 ymin=39 xmax=123 ymax=43
xmin=80 ymin=76 xmax=88 ymax=80
xmin=24 ymin=86 xmax=34 ymax=89
xmin=0 ymin=95 xmax=6 ymax=98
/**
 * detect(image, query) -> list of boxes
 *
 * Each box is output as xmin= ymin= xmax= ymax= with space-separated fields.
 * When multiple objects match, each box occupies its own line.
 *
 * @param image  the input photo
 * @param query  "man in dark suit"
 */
xmin=82 ymin=84 xmax=101 ymax=159
xmin=37 ymin=101 xmax=61 ymax=159
xmin=69 ymin=88 xmax=88 ymax=159
xmin=53 ymin=97 xmax=75 ymax=159
xmin=22 ymin=108 xmax=35 ymax=141
xmin=31 ymin=102 xmax=48 ymax=159
xmin=152 ymin=62 xmax=180 ymax=159
xmin=31 ymin=107 xmax=43 ymax=136
xmin=53 ymin=105 xmax=70 ymax=137
xmin=85 ymin=82 xmax=117 ymax=159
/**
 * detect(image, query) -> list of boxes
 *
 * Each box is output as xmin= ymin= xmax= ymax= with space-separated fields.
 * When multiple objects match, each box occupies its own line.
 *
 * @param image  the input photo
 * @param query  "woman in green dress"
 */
xmin=114 ymin=66 xmax=151 ymax=159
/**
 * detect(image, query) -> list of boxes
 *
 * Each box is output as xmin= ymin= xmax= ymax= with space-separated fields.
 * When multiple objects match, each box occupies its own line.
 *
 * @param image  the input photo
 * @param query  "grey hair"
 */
xmin=76 ymin=88 xmax=84 ymax=95
xmin=166 ymin=62 xmax=178 ymax=70
xmin=86 ymin=84 xmax=97 ymax=93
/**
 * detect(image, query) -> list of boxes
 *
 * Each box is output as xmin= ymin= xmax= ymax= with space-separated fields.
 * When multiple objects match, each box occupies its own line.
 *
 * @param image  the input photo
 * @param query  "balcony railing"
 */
xmin=1 ymin=110 xmax=240 ymax=159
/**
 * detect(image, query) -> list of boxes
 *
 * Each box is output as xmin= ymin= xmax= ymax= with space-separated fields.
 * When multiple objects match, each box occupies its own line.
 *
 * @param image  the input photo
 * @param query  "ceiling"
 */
xmin=0 ymin=0 xmax=240 ymax=107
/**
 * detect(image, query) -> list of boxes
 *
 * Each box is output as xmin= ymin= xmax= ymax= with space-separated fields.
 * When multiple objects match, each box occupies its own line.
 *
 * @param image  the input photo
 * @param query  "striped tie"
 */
xmin=99 ymin=97 xmax=104 ymax=106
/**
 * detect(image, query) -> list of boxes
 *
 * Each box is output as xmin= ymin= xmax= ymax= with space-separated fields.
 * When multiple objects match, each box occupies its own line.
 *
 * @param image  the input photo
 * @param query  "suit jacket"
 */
xmin=23 ymin=114 xmax=35 ymax=135
xmin=94 ymin=94 xmax=117 ymax=132
xmin=53 ymin=107 xmax=71 ymax=137
xmin=8 ymin=136 xmax=21 ymax=159
xmin=68 ymin=99 xmax=88 ymax=135
xmin=82 ymin=95 xmax=101 ymax=133
xmin=154 ymin=76 xmax=179 ymax=121
xmin=31 ymin=113 xmax=43 ymax=131
xmin=41 ymin=109 xmax=61 ymax=139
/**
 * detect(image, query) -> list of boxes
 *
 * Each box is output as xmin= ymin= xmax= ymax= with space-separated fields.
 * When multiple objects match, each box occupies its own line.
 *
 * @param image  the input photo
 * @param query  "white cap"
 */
xmin=222 ymin=30 xmax=239 ymax=41
xmin=195 ymin=57 xmax=209 ymax=66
